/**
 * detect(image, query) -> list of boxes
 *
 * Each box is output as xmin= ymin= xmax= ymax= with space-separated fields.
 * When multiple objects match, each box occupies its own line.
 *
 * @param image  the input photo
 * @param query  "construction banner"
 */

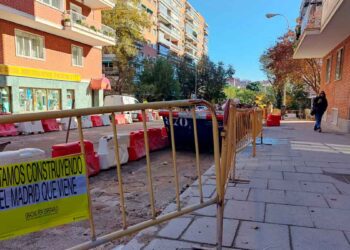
xmin=0 ymin=154 xmax=89 ymax=240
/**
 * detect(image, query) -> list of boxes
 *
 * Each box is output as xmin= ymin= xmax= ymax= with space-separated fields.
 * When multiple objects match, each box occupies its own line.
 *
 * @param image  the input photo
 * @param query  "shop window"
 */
xmin=0 ymin=87 xmax=11 ymax=113
xmin=33 ymin=89 xmax=47 ymax=112
xmin=15 ymin=30 xmax=45 ymax=60
xmin=19 ymin=88 xmax=61 ymax=112
xmin=335 ymin=48 xmax=344 ymax=80
xmin=48 ymin=89 xmax=61 ymax=111
xmin=72 ymin=45 xmax=83 ymax=67
xmin=19 ymin=88 xmax=33 ymax=112
xmin=67 ymin=89 xmax=75 ymax=109
xmin=325 ymin=57 xmax=332 ymax=83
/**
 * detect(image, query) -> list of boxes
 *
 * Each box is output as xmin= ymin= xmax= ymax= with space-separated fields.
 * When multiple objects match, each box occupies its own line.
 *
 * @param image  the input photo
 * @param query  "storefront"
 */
xmin=0 ymin=65 xmax=104 ymax=114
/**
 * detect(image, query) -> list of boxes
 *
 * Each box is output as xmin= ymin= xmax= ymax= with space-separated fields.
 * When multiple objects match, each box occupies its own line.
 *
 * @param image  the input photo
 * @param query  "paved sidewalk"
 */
xmin=122 ymin=121 xmax=350 ymax=250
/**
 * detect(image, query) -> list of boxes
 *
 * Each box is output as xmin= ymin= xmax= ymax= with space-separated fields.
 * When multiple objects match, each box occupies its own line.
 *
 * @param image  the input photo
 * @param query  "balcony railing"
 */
xmin=185 ymin=42 xmax=198 ymax=52
xmin=65 ymin=11 xmax=115 ymax=40
xmin=159 ymin=0 xmax=181 ymax=15
xmin=158 ymin=10 xmax=180 ymax=29
xmin=159 ymin=23 xmax=181 ymax=40
xmin=300 ymin=3 xmax=322 ymax=34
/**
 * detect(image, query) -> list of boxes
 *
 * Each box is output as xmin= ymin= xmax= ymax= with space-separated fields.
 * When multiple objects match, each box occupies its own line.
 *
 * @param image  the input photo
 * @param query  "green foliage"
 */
xmin=197 ymin=56 xmax=235 ymax=103
xmin=224 ymin=86 xmax=256 ymax=105
xmin=286 ymin=84 xmax=310 ymax=110
xmin=176 ymin=57 xmax=196 ymax=99
xmin=102 ymin=0 xmax=151 ymax=94
xmin=246 ymin=81 xmax=262 ymax=92
xmin=136 ymin=58 xmax=180 ymax=101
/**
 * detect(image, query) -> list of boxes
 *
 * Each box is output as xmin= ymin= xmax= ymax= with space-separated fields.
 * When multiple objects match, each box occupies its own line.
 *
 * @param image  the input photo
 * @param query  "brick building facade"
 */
xmin=294 ymin=0 xmax=350 ymax=133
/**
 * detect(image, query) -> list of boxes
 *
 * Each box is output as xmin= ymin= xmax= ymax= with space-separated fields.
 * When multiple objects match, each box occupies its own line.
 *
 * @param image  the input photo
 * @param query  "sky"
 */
xmin=189 ymin=0 xmax=301 ymax=81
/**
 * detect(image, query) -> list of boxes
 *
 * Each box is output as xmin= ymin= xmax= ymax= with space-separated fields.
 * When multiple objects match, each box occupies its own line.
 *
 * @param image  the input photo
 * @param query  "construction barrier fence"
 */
xmin=0 ymin=99 xmax=263 ymax=250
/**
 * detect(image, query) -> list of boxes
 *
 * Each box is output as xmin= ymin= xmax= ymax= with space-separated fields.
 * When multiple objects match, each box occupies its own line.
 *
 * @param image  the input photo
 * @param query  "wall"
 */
xmin=320 ymin=34 xmax=350 ymax=132
xmin=0 ymin=20 xmax=102 ymax=81
xmin=0 ymin=0 xmax=35 ymax=15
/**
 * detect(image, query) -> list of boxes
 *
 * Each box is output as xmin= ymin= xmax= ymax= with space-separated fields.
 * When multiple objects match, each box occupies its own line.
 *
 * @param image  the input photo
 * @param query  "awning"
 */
xmin=90 ymin=77 xmax=111 ymax=90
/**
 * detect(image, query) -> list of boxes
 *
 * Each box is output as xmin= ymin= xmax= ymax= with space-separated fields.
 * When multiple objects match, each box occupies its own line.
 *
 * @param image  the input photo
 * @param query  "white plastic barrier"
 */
xmin=0 ymin=148 xmax=46 ymax=165
xmin=97 ymin=134 xmax=129 ymax=170
xmin=17 ymin=121 xmax=44 ymax=134
xmin=101 ymin=114 xmax=111 ymax=126
xmin=81 ymin=116 xmax=93 ymax=128
xmin=124 ymin=113 xmax=133 ymax=124
xmin=60 ymin=117 xmax=78 ymax=131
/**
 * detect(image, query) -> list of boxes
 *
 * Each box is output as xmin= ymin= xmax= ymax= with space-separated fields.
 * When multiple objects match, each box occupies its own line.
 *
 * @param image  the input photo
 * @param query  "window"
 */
xmin=66 ymin=89 xmax=75 ymax=109
xmin=19 ymin=88 xmax=61 ymax=112
xmin=39 ymin=0 xmax=62 ymax=10
xmin=325 ymin=57 xmax=332 ymax=83
xmin=335 ymin=48 xmax=344 ymax=80
xmin=0 ymin=87 xmax=11 ymax=113
xmin=72 ymin=45 xmax=83 ymax=67
xmin=47 ymin=89 xmax=61 ymax=111
xmin=15 ymin=30 xmax=45 ymax=60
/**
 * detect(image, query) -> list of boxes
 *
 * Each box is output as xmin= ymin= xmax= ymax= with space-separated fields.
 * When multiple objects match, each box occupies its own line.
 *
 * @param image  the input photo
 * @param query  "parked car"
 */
xmin=195 ymin=105 xmax=209 ymax=111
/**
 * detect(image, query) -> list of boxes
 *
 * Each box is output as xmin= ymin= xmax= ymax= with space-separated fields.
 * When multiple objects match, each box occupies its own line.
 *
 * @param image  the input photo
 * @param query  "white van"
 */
xmin=104 ymin=95 xmax=140 ymax=122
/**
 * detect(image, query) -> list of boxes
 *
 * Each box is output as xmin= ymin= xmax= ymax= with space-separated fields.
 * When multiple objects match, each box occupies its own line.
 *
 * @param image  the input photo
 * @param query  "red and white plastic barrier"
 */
xmin=97 ymin=135 xmax=129 ymax=170
xmin=60 ymin=118 xmax=78 ymax=131
xmin=41 ymin=119 xmax=60 ymax=132
xmin=91 ymin=115 xmax=103 ymax=127
xmin=51 ymin=140 xmax=100 ymax=176
xmin=81 ymin=116 xmax=93 ymax=128
xmin=0 ymin=148 xmax=46 ymax=165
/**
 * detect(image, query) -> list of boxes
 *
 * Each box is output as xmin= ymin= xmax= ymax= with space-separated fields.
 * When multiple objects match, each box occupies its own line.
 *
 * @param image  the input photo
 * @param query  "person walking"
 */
xmin=312 ymin=91 xmax=328 ymax=132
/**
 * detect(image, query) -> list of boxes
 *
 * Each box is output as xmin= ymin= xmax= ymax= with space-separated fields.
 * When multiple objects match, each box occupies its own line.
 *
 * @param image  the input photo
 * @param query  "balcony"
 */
xmin=158 ymin=34 xmax=172 ymax=48
xmin=64 ymin=11 xmax=116 ymax=46
xmin=159 ymin=0 xmax=181 ymax=15
xmin=170 ymin=43 xmax=182 ymax=54
xmin=294 ymin=0 xmax=350 ymax=59
xmin=0 ymin=3 xmax=116 ymax=46
xmin=158 ymin=10 xmax=180 ymax=28
xmin=80 ymin=0 xmax=115 ymax=9
xmin=185 ymin=42 xmax=198 ymax=52
xmin=159 ymin=23 xmax=181 ymax=41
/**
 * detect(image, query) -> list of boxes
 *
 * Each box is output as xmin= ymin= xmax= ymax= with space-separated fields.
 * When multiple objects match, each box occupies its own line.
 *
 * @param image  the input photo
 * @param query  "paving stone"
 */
xmin=285 ymin=191 xmax=328 ymax=207
xmin=324 ymin=194 xmax=350 ymax=209
xmin=322 ymin=167 xmax=350 ymax=174
xmin=305 ymin=161 xmax=332 ymax=168
xmin=233 ymin=178 xmax=268 ymax=189
xmin=265 ymin=204 xmax=313 ymax=227
xmin=158 ymin=217 xmax=193 ymax=239
xmin=243 ymin=165 xmax=270 ymax=171
xmin=333 ymin=181 xmax=350 ymax=195
xmin=224 ymin=200 xmax=265 ymax=222
xmin=143 ymin=238 xmax=194 ymax=250
xmin=237 ymin=170 xmax=283 ymax=180
xmin=268 ymin=180 xmax=302 ymax=191
xmin=309 ymin=207 xmax=350 ymax=231
xmin=234 ymin=221 xmax=290 ymax=250
xmin=270 ymin=165 xmax=295 ymax=172
xmin=284 ymin=172 xmax=315 ymax=181
xmin=225 ymin=187 xmax=249 ymax=200
xmin=291 ymin=226 xmax=350 ymax=250
xmin=185 ymin=185 xmax=216 ymax=198
xmin=194 ymin=203 xmax=217 ymax=217
xmin=296 ymin=166 xmax=323 ymax=174
xmin=300 ymin=181 xmax=339 ymax=194
xmin=181 ymin=217 xmax=238 ymax=247
xmin=311 ymin=173 xmax=345 ymax=183
xmin=267 ymin=160 xmax=282 ymax=167
xmin=248 ymin=189 xmax=285 ymax=204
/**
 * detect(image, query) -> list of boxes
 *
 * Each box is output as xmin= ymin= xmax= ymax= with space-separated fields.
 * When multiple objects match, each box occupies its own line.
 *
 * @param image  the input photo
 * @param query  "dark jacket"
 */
xmin=313 ymin=96 xmax=328 ymax=114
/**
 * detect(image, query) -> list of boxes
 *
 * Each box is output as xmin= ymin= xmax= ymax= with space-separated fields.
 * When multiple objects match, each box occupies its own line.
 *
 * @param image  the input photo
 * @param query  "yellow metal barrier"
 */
xmin=0 ymin=99 xmax=263 ymax=250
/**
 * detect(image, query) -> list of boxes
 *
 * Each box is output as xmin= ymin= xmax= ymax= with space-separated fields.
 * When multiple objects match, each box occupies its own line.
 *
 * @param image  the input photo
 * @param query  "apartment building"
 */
xmin=157 ymin=0 xmax=208 ymax=62
xmin=103 ymin=0 xmax=208 ymax=78
xmin=0 ymin=0 xmax=116 ymax=113
xmin=294 ymin=0 xmax=350 ymax=133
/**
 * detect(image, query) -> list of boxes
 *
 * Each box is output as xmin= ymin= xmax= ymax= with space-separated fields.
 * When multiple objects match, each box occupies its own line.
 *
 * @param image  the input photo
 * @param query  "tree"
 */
xmin=102 ymin=0 xmax=151 ymax=94
xmin=246 ymin=81 xmax=262 ymax=92
xmin=224 ymin=86 xmax=256 ymax=105
xmin=260 ymin=32 xmax=321 ymax=102
xmin=136 ymin=58 xmax=180 ymax=101
xmin=176 ymin=56 xmax=196 ymax=99
xmin=197 ymin=56 xmax=235 ymax=103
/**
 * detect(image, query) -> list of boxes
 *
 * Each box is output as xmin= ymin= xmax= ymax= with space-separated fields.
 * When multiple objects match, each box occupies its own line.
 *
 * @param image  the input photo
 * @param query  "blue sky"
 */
xmin=189 ymin=0 xmax=300 ymax=81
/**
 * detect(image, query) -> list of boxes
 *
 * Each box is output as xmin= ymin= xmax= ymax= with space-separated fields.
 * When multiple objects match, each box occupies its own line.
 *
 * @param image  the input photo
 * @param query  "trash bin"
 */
xmin=159 ymin=110 xmax=224 ymax=152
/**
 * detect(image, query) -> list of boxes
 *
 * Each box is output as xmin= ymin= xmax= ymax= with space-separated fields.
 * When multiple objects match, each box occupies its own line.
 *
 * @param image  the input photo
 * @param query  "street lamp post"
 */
xmin=265 ymin=13 xmax=290 ymax=108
